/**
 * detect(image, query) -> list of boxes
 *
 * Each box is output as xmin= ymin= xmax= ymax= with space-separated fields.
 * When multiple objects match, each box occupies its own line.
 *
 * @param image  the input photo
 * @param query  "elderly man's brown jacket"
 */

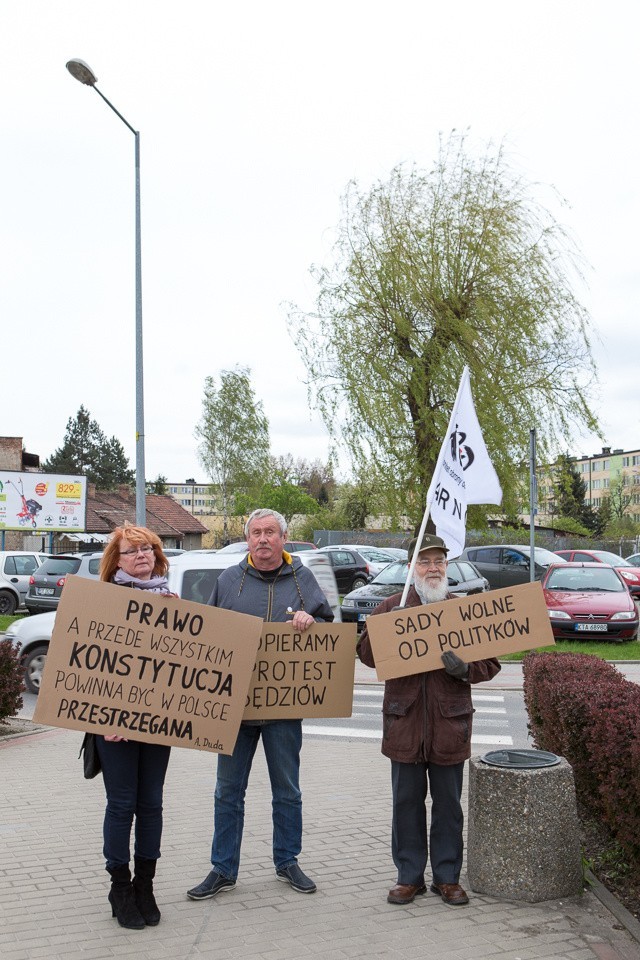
xmin=357 ymin=587 xmax=501 ymax=765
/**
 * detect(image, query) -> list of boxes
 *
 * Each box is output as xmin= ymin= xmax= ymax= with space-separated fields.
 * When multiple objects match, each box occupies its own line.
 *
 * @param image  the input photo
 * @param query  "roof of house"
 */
xmin=86 ymin=486 xmax=208 ymax=537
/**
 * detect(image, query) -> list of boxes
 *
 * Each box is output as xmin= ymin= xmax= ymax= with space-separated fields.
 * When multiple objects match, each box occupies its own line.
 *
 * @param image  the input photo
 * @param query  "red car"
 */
xmin=554 ymin=549 xmax=640 ymax=600
xmin=542 ymin=562 xmax=639 ymax=641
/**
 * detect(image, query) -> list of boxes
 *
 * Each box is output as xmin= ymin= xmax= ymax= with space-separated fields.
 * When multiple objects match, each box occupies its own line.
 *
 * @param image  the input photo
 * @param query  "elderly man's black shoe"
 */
xmin=387 ymin=882 xmax=427 ymax=904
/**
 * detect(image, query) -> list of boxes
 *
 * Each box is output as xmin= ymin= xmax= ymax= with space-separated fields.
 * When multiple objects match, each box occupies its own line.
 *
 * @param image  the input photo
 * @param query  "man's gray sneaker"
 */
xmin=275 ymin=863 xmax=317 ymax=893
xmin=187 ymin=870 xmax=236 ymax=900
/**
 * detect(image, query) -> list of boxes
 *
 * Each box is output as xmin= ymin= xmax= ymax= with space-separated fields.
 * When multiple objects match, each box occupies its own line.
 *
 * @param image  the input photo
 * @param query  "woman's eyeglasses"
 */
xmin=119 ymin=544 xmax=154 ymax=557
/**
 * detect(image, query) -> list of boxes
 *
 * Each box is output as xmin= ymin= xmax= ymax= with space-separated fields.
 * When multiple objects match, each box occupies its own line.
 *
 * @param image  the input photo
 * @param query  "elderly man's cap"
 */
xmin=408 ymin=533 xmax=449 ymax=559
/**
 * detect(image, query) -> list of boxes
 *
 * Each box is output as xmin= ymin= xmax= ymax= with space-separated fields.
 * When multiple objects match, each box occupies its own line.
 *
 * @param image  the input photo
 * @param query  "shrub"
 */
xmin=523 ymin=651 xmax=640 ymax=865
xmin=0 ymin=637 xmax=24 ymax=723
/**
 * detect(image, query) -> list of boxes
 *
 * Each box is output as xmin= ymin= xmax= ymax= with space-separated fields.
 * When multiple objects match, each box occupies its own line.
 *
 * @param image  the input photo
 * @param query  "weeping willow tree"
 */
xmin=287 ymin=133 xmax=600 ymax=525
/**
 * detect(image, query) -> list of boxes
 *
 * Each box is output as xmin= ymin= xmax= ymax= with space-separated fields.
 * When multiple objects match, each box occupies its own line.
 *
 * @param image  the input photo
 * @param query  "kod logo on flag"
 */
xmin=427 ymin=367 xmax=502 ymax=557
xmin=450 ymin=429 xmax=474 ymax=471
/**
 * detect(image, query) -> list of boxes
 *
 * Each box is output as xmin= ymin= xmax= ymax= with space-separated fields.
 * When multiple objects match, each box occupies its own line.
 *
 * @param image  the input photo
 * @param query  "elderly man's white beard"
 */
xmin=413 ymin=573 xmax=449 ymax=604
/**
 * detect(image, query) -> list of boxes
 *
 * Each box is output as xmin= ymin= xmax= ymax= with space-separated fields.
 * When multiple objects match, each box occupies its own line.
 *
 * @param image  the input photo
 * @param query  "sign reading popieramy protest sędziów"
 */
xmin=32 ymin=576 xmax=263 ymax=754
xmin=366 ymin=581 xmax=555 ymax=681
xmin=243 ymin=622 xmax=358 ymax=720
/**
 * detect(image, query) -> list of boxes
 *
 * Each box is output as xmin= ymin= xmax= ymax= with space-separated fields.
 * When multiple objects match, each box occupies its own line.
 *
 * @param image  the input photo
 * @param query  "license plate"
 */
xmin=36 ymin=588 xmax=55 ymax=596
xmin=357 ymin=613 xmax=370 ymax=622
xmin=575 ymin=622 xmax=607 ymax=632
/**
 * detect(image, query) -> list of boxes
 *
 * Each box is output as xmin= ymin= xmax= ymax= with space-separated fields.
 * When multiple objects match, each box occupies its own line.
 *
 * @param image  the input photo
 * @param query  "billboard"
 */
xmin=0 ymin=471 xmax=87 ymax=533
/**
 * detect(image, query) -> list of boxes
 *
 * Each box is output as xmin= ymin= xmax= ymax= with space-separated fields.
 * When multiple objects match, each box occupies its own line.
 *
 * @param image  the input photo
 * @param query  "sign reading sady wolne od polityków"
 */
xmin=366 ymin=580 xmax=555 ymax=681
xmin=243 ymin=622 xmax=358 ymax=720
xmin=32 ymin=576 xmax=263 ymax=754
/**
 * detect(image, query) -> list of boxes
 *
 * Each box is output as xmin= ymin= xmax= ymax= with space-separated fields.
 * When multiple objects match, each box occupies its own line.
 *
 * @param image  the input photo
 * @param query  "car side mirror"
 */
xmin=447 ymin=577 xmax=459 ymax=586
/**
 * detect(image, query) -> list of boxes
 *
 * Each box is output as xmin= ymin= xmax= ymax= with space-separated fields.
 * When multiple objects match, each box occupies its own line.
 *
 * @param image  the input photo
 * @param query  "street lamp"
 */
xmin=66 ymin=58 xmax=146 ymax=525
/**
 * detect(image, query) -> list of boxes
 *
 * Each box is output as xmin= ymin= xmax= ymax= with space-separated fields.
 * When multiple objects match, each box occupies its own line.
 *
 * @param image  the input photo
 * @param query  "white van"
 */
xmin=167 ymin=550 xmax=341 ymax=621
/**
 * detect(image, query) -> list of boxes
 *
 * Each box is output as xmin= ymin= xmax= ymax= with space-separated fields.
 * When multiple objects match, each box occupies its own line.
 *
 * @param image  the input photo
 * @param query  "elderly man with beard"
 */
xmin=357 ymin=533 xmax=500 ymax=907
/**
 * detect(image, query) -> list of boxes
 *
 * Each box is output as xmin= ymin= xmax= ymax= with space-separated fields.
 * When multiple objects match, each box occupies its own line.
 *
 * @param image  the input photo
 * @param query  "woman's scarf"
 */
xmin=113 ymin=569 xmax=171 ymax=593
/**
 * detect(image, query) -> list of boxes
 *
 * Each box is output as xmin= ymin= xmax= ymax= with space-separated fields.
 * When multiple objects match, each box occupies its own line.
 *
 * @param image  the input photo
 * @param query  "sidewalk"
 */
xmin=2 ymin=723 xmax=640 ymax=960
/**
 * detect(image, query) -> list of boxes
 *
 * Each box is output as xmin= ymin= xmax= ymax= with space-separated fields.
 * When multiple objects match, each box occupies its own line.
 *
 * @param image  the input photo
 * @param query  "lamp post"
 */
xmin=66 ymin=59 xmax=146 ymax=525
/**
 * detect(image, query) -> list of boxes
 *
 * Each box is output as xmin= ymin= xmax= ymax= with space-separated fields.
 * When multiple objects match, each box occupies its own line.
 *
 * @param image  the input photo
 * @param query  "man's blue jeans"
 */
xmin=211 ymin=720 xmax=303 ymax=879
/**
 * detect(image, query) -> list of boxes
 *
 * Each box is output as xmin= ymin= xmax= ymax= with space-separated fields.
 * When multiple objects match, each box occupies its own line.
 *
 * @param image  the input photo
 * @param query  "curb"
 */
xmin=586 ymin=870 xmax=640 ymax=945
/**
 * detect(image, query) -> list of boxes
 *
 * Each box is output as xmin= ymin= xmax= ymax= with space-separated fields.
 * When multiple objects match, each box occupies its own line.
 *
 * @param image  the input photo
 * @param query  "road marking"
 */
xmin=474 ymin=707 xmax=506 ymax=714
xmin=472 ymin=734 xmax=513 ymax=745
xmin=304 ymin=725 xmax=381 ymax=739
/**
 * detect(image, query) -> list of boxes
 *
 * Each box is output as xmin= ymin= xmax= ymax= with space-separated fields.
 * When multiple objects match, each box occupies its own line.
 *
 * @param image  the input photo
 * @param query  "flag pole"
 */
xmin=398 ymin=500 xmax=432 ymax=608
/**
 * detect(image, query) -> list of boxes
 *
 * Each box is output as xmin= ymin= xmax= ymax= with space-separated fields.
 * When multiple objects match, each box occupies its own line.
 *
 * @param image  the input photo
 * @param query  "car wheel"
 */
xmin=0 ymin=590 xmax=17 ymax=615
xmin=351 ymin=576 xmax=368 ymax=590
xmin=24 ymin=645 xmax=48 ymax=694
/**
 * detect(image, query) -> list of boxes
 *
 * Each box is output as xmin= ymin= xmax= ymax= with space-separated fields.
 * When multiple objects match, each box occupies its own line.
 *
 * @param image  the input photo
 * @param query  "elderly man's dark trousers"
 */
xmin=390 ymin=760 xmax=464 ymax=886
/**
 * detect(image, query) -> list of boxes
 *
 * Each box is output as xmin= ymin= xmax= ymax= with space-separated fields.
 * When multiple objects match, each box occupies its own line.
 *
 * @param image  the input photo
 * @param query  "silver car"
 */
xmin=0 ymin=550 xmax=48 ymax=615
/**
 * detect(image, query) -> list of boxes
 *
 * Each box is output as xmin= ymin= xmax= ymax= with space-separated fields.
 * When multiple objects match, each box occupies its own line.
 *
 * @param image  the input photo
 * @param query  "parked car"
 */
xmin=0 ymin=551 xmax=48 ymax=614
xmin=626 ymin=553 xmax=640 ymax=567
xmin=541 ymin=562 xmax=638 ymax=641
xmin=458 ymin=545 xmax=566 ymax=590
xmin=376 ymin=547 xmax=409 ymax=561
xmin=25 ymin=552 xmax=103 ymax=614
xmin=340 ymin=558 xmax=489 ymax=630
xmin=8 ymin=549 xmax=341 ymax=694
xmin=321 ymin=544 xmax=398 ymax=577
xmin=216 ymin=540 xmax=317 ymax=554
xmin=162 ymin=548 xmax=185 ymax=557
xmin=553 ymin=549 xmax=640 ymax=601
xmin=316 ymin=547 xmax=371 ymax=592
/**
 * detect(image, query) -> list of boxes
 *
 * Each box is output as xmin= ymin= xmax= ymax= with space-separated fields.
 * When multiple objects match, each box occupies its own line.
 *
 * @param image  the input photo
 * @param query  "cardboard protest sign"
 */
xmin=32 ymin=575 xmax=262 ymax=754
xmin=366 ymin=581 xmax=555 ymax=681
xmin=243 ymin=622 xmax=358 ymax=720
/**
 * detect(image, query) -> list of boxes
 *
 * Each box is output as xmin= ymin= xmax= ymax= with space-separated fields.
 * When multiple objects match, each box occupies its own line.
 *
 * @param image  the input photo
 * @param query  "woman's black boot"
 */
xmin=107 ymin=864 xmax=146 ymax=929
xmin=133 ymin=857 xmax=161 ymax=925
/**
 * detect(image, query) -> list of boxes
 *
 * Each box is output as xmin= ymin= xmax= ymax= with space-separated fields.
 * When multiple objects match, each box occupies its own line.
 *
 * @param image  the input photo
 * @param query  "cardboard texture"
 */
xmin=366 ymin=581 xmax=555 ymax=681
xmin=243 ymin=622 xmax=358 ymax=720
xmin=32 ymin=576 xmax=263 ymax=754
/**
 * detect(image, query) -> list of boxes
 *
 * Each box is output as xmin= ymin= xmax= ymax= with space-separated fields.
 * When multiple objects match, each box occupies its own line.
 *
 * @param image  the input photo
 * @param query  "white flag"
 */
xmin=426 ymin=366 xmax=502 ymax=557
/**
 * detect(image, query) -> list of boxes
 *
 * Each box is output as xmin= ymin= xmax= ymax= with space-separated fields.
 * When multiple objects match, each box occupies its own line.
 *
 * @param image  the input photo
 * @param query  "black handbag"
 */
xmin=79 ymin=732 xmax=102 ymax=779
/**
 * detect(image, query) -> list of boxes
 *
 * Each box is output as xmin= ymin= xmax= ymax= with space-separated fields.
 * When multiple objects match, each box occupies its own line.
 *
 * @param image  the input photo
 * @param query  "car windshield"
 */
xmin=545 ymin=567 xmax=624 ymax=593
xmin=372 ymin=561 xmax=408 ymax=585
xmin=591 ymin=551 xmax=628 ymax=566
xmin=533 ymin=547 xmax=567 ymax=565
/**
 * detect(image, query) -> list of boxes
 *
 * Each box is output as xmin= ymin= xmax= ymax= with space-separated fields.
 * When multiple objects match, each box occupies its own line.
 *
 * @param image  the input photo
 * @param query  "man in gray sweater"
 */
xmin=187 ymin=509 xmax=333 ymax=901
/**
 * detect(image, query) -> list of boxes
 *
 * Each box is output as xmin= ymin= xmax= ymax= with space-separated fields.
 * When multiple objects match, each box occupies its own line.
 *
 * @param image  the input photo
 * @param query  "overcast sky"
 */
xmin=2 ymin=1 xmax=638 ymax=485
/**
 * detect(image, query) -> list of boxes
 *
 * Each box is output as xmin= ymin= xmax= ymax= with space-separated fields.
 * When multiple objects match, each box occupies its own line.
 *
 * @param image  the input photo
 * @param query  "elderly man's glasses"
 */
xmin=120 ymin=544 xmax=154 ymax=557
xmin=415 ymin=558 xmax=446 ymax=569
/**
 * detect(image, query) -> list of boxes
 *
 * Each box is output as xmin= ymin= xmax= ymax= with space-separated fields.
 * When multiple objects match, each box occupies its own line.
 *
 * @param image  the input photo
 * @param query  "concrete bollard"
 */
xmin=467 ymin=753 xmax=583 ymax=902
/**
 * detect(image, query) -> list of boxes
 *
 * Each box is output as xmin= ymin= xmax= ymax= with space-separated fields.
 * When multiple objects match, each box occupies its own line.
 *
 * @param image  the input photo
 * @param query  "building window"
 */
xmin=603 ymin=478 xmax=610 ymax=488
xmin=623 ymin=457 xmax=630 ymax=467
xmin=633 ymin=456 xmax=640 ymax=466
xmin=592 ymin=461 xmax=601 ymax=472
xmin=592 ymin=479 xmax=601 ymax=490
xmin=602 ymin=460 xmax=609 ymax=471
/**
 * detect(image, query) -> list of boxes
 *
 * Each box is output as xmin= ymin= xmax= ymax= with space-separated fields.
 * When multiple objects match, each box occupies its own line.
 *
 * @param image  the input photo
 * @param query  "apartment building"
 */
xmin=167 ymin=480 xmax=217 ymax=514
xmin=539 ymin=446 xmax=640 ymax=523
